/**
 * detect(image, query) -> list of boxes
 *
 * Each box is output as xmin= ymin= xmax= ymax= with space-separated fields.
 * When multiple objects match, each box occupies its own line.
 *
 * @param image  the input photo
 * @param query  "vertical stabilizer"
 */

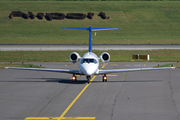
xmin=62 ymin=26 xmax=119 ymax=52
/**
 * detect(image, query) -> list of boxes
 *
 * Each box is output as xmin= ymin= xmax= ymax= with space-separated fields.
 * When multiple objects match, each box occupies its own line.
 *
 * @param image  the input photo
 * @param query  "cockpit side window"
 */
xmin=81 ymin=59 xmax=97 ymax=64
xmin=83 ymin=59 xmax=89 ymax=63
xmin=89 ymin=59 xmax=94 ymax=63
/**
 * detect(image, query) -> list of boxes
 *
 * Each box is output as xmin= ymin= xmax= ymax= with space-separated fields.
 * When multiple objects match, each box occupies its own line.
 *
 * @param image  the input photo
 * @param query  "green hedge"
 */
xmin=51 ymin=13 xmax=65 ymax=20
xmin=28 ymin=12 xmax=35 ymax=19
xmin=10 ymin=11 xmax=29 ymax=19
xmin=66 ymin=13 xmax=87 ymax=20
xmin=87 ymin=12 xmax=94 ymax=19
xmin=37 ymin=13 xmax=44 ymax=20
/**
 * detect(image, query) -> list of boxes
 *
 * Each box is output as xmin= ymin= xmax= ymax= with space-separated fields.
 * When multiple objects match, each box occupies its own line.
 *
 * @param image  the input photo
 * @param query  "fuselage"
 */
xmin=79 ymin=52 xmax=99 ymax=75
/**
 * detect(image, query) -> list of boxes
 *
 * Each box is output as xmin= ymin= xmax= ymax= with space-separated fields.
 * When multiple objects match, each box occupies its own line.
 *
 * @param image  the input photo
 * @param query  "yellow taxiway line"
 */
xmin=59 ymin=75 xmax=97 ymax=119
xmin=25 ymin=63 xmax=108 ymax=120
xmin=25 ymin=117 xmax=96 ymax=120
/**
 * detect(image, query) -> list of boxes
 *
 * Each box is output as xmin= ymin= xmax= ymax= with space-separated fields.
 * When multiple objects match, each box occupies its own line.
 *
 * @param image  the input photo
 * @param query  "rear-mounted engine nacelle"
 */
xmin=100 ymin=52 xmax=110 ymax=63
xmin=69 ymin=52 xmax=81 ymax=63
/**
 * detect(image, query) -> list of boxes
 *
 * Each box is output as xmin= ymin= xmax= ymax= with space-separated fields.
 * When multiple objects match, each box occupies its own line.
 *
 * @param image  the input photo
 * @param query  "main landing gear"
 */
xmin=72 ymin=74 xmax=77 ymax=82
xmin=102 ymin=74 xmax=107 ymax=82
xmin=72 ymin=75 xmax=107 ymax=83
xmin=72 ymin=75 xmax=91 ymax=84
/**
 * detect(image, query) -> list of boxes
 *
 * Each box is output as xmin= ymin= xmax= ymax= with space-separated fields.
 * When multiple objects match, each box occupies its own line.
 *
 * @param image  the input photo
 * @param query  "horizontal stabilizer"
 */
xmin=62 ymin=27 xmax=89 ymax=31
xmin=62 ymin=27 xmax=119 ymax=31
xmin=91 ymin=27 xmax=119 ymax=31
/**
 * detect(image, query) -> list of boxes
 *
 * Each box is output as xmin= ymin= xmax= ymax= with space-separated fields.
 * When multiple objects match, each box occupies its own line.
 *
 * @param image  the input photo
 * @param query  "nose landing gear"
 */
xmin=103 ymin=74 xmax=107 ymax=82
xmin=86 ymin=76 xmax=91 ymax=84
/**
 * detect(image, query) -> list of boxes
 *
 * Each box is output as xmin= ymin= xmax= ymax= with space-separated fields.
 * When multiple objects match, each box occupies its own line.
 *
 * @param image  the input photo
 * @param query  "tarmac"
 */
xmin=1 ymin=44 xmax=180 ymax=51
xmin=0 ymin=62 xmax=180 ymax=120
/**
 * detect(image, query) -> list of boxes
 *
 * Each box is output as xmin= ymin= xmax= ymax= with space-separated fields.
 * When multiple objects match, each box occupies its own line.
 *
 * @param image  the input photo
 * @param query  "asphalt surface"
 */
xmin=1 ymin=44 xmax=180 ymax=51
xmin=0 ymin=62 xmax=180 ymax=120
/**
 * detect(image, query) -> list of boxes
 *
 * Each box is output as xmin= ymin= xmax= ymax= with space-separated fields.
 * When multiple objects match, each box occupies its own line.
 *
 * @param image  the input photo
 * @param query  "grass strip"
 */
xmin=0 ymin=50 xmax=180 ymax=62
xmin=154 ymin=63 xmax=180 ymax=68
xmin=0 ymin=1 xmax=180 ymax=44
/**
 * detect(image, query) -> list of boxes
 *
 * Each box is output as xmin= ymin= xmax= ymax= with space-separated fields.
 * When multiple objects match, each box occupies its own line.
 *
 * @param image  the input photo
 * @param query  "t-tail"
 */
xmin=62 ymin=26 xmax=119 ymax=52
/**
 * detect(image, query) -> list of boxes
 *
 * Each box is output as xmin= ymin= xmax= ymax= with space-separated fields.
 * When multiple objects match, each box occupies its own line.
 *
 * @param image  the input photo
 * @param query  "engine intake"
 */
xmin=100 ymin=52 xmax=110 ymax=63
xmin=69 ymin=52 xmax=81 ymax=63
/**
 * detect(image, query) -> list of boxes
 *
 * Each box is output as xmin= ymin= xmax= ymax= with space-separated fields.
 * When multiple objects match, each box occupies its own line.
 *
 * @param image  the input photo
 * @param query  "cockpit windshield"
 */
xmin=81 ymin=59 xmax=97 ymax=64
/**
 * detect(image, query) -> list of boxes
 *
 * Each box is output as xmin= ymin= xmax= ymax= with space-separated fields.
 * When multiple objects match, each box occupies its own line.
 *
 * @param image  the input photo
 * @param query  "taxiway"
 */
xmin=1 ymin=44 xmax=180 ymax=51
xmin=0 ymin=62 xmax=180 ymax=120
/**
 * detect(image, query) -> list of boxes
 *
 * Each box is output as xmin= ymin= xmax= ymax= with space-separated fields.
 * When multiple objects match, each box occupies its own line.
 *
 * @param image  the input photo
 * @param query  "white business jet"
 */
xmin=5 ymin=26 xmax=175 ymax=83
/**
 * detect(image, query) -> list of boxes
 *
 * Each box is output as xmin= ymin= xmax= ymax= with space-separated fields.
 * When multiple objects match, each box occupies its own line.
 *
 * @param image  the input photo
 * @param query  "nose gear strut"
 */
xmin=86 ymin=76 xmax=91 ymax=84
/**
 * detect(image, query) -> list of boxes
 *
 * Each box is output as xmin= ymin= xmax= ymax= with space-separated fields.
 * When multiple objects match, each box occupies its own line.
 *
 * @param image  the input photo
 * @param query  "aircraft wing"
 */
xmin=5 ymin=67 xmax=81 ymax=75
xmin=98 ymin=67 xmax=175 ymax=74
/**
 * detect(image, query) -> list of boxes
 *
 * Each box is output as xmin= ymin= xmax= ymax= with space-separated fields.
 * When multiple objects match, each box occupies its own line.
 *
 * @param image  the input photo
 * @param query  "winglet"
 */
xmin=62 ymin=26 xmax=119 ymax=52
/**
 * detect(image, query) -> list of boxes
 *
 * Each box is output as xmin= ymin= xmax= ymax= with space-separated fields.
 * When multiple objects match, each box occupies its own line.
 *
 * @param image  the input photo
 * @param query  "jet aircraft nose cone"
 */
xmin=81 ymin=64 xmax=98 ymax=75
xmin=85 ymin=69 xmax=94 ymax=75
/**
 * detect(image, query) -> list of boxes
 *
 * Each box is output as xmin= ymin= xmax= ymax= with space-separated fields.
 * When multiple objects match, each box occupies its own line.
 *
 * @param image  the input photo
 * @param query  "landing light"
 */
xmin=104 ymin=76 xmax=107 ymax=80
xmin=72 ymin=76 xmax=76 ymax=80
